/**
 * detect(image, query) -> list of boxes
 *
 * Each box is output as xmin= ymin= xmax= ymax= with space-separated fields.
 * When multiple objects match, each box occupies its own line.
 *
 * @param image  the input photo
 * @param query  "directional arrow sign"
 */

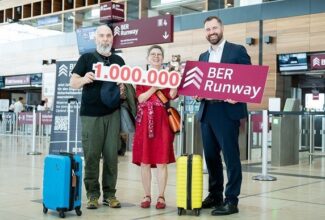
xmin=58 ymin=64 xmax=68 ymax=77
xmin=113 ymin=15 xmax=174 ymax=49
xmin=162 ymin=31 xmax=169 ymax=39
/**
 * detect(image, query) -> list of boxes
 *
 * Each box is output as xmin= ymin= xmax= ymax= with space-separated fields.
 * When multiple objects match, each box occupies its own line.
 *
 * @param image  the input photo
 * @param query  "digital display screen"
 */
xmin=278 ymin=52 xmax=308 ymax=73
xmin=30 ymin=73 xmax=42 ymax=85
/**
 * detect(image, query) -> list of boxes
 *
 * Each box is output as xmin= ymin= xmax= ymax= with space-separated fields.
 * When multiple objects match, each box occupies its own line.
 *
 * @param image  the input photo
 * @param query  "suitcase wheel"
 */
xmin=42 ymin=204 xmax=48 ymax=214
xmin=177 ymin=207 xmax=184 ymax=216
xmin=75 ymin=207 xmax=82 ymax=216
xmin=194 ymin=208 xmax=200 ymax=216
xmin=59 ymin=211 xmax=65 ymax=218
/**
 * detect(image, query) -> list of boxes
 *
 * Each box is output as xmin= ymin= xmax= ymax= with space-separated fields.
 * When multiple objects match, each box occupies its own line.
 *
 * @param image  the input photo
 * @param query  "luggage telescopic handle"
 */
xmin=67 ymin=98 xmax=79 ymax=153
xmin=68 ymin=98 xmax=78 ymax=104
xmin=59 ymin=152 xmax=74 ymax=157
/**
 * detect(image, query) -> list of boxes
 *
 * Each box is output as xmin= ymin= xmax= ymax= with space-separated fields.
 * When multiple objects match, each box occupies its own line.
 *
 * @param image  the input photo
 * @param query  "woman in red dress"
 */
xmin=132 ymin=45 xmax=177 ymax=209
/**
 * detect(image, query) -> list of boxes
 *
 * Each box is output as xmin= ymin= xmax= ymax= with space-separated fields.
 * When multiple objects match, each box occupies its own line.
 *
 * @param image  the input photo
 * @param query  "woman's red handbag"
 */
xmin=156 ymin=90 xmax=180 ymax=134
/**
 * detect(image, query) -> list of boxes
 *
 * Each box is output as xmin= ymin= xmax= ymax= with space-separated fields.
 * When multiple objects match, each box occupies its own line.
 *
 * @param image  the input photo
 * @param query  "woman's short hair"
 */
xmin=147 ymin=45 xmax=164 ymax=58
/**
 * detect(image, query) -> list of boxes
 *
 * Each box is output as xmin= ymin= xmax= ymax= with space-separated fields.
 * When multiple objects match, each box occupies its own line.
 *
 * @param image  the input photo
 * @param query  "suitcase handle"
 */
xmin=68 ymin=98 xmax=78 ymax=104
xmin=59 ymin=152 xmax=74 ymax=157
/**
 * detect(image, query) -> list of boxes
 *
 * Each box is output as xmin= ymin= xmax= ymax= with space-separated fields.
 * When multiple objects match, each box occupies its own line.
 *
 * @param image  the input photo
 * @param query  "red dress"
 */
xmin=132 ymin=85 xmax=175 ymax=167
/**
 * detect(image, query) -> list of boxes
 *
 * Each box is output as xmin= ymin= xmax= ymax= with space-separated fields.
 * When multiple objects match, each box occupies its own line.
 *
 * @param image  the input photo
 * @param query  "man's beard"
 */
xmin=97 ymin=43 xmax=112 ymax=55
xmin=207 ymin=33 xmax=223 ymax=45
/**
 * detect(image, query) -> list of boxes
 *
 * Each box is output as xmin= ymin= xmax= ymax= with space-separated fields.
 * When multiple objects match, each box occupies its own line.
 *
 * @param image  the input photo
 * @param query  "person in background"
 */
xmin=37 ymin=100 xmax=46 ymax=111
xmin=70 ymin=24 xmax=126 ymax=210
xmin=132 ymin=45 xmax=177 ymax=209
xmin=44 ymin=98 xmax=50 ymax=110
xmin=9 ymin=99 xmax=15 ymax=112
xmin=14 ymin=97 xmax=24 ymax=113
xmin=197 ymin=16 xmax=251 ymax=216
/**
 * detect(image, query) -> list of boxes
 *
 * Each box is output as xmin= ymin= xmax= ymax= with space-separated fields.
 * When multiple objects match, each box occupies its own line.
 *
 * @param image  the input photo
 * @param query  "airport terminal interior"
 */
xmin=0 ymin=0 xmax=325 ymax=219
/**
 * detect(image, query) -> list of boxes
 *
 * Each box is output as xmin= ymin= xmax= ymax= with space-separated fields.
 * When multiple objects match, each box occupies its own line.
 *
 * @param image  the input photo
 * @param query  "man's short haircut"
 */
xmin=19 ymin=97 xmax=23 ymax=101
xmin=204 ymin=16 xmax=223 ymax=25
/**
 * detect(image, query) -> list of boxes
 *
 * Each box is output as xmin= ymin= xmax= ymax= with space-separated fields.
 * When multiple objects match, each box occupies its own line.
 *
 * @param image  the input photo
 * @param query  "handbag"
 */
xmin=156 ymin=90 xmax=180 ymax=134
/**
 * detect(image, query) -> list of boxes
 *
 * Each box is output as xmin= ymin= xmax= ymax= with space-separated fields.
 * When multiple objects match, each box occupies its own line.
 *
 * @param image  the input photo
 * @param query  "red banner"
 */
xmin=178 ymin=61 xmax=269 ymax=103
xmin=17 ymin=112 xmax=52 ymax=125
xmin=112 ymin=15 xmax=173 ymax=49
xmin=18 ymin=112 xmax=35 ymax=125
xmin=41 ymin=113 xmax=53 ymax=125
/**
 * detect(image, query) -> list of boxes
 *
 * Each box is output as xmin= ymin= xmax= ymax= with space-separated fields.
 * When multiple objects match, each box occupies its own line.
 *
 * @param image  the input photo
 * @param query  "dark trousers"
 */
xmin=201 ymin=103 xmax=242 ymax=205
xmin=81 ymin=110 xmax=120 ymax=200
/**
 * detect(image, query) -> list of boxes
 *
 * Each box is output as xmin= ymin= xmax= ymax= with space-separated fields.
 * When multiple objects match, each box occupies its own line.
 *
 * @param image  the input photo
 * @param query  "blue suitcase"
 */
xmin=43 ymin=99 xmax=82 ymax=218
xmin=43 ymin=153 xmax=82 ymax=218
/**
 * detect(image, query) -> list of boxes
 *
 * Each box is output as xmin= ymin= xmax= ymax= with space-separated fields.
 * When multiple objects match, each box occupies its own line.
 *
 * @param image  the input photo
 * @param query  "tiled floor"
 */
xmin=0 ymin=135 xmax=325 ymax=220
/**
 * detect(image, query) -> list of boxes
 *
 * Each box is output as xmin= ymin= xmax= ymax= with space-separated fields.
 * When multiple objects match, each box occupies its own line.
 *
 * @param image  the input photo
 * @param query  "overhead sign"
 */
xmin=5 ymin=75 xmax=30 ymax=86
xmin=310 ymin=54 xmax=325 ymax=70
xmin=178 ymin=61 xmax=269 ymax=104
xmin=93 ymin=63 xmax=181 ymax=88
xmin=113 ymin=14 xmax=174 ymax=49
xmin=100 ymin=1 xmax=125 ymax=23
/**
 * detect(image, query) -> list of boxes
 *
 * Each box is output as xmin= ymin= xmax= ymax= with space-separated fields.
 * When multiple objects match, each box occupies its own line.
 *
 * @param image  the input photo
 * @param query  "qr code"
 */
xmin=54 ymin=116 xmax=68 ymax=131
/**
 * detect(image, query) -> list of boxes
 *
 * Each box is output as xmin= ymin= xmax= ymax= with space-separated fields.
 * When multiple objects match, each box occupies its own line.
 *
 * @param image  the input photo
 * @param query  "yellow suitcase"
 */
xmin=176 ymin=154 xmax=203 ymax=216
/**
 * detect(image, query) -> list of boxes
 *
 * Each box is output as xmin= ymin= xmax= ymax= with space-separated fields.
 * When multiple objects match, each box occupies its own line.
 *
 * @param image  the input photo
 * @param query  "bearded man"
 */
xmin=70 ymin=24 xmax=125 ymax=209
xmin=196 ymin=16 xmax=251 ymax=216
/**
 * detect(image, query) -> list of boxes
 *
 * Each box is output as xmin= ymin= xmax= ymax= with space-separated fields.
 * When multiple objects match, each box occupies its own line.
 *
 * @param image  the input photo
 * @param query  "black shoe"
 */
xmin=202 ymin=194 xmax=223 ymax=209
xmin=211 ymin=203 xmax=239 ymax=215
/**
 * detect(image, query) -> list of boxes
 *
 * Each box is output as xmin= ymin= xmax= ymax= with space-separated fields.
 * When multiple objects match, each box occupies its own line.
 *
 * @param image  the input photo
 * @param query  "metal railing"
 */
xmin=0 ymin=111 xmax=52 ymax=137
xmin=248 ymin=110 xmax=325 ymax=164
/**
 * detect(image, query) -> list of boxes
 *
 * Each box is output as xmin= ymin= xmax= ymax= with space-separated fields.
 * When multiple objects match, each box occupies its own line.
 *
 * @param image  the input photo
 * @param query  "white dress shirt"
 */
xmin=208 ymin=39 xmax=226 ymax=63
xmin=14 ymin=101 xmax=24 ymax=113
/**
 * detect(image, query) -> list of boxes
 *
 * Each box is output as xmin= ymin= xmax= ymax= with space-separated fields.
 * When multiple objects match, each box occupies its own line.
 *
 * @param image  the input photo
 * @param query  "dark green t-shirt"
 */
xmin=72 ymin=51 xmax=125 ymax=116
